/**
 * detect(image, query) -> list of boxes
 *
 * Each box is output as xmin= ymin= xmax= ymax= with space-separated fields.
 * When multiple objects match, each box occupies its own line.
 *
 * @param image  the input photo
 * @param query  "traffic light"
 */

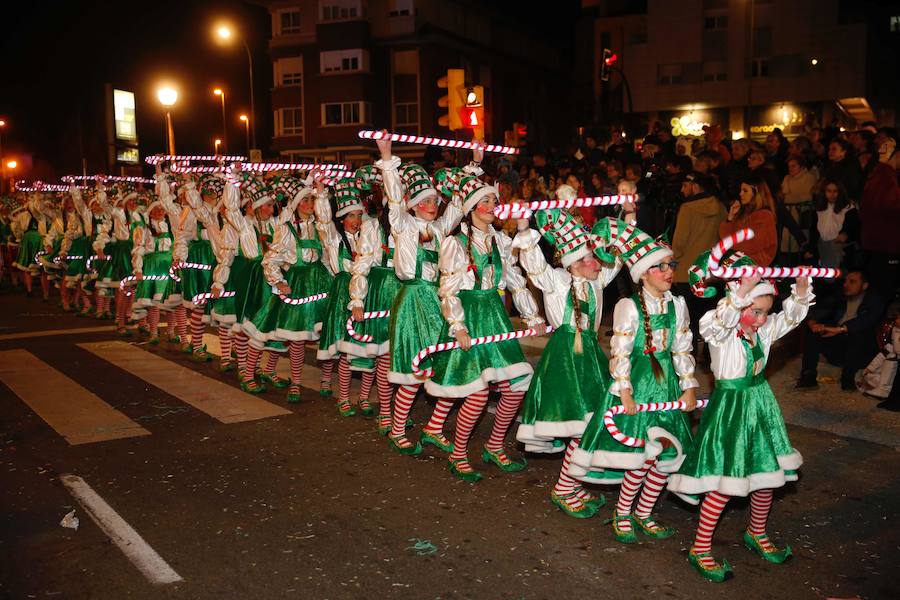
xmin=506 ymin=122 xmax=528 ymax=147
xmin=461 ymin=85 xmax=484 ymax=141
xmin=600 ymin=48 xmax=618 ymax=82
xmin=437 ymin=68 xmax=465 ymax=130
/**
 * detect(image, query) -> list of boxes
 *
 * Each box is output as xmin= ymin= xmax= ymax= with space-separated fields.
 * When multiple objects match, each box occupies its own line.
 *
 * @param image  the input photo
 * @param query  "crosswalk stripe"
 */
xmin=0 ymin=349 xmax=151 ymax=445
xmin=0 ymin=325 xmax=116 ymax=342
xmin=79 ymin=341 xmax=291 ymax=423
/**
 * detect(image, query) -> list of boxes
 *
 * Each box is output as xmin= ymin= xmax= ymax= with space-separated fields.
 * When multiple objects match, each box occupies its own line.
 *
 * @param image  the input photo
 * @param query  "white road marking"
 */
xmin=60 ymin=474 xmax=183 ymax=585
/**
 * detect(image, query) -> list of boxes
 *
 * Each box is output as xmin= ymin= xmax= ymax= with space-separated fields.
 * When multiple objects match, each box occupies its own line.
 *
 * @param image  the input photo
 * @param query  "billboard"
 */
xmin=113 ymin=89 xmax=138 ymax=143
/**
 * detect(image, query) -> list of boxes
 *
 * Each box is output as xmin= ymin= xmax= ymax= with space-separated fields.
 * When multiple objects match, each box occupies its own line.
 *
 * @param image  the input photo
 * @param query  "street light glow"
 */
xmin=216 ymin=25 xmax=232 ymax=40
xmin=157 ymin=86 xmax=178 ymax=107
xmin=6 ymin=160 xmax=17 ymax=169
xmin=0 ymin=120 xmax=6 ymax=127
xmin=239 ymin=114 xmax=248 ymax=122
xmin=213 ymin=88 xmax=223 ymax=96
xmin=810 ymin=58 xmax=818 ymax=66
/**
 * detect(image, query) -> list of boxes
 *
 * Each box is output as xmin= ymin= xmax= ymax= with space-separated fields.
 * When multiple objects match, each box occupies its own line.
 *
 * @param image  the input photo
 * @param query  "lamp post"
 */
xmin=213 ymin=88 xmax=228 ymax=152
xmin=156 ymin=86 xmax=178 ymax=154
xmin=6 ymin=160 xmax=17 ymax=195
xmin=239 ymin=114 xmax=250 ymax=153
xmin=215 ymin=24 xmax=256 ymax=149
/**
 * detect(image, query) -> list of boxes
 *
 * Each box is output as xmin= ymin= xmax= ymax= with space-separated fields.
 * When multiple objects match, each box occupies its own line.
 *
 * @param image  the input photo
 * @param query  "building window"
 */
xmin=276 ymin=108 xmax=304 ymax=138
xmin=702 ymin=61 xmax=727 ymax=82
xmin=275 ymin=57 xmax=304 ymax=86
xmin=891 ymin=16 xmax=900 ymax=32
xmin=395 ymin=102 xmax=418 ymax=126
xmin=704 ymin=14 xmax=728 ymax=30
xmin=750 ymin=58 xmax=770 ymax=78
xmin=321 ymin=101 xmax=369 ymax=126
xmin=657 ymin=63 xmax=684 ymax=85
xmin=389 ymin=0 xmax=413 ymax=17
xmin=320 ymin=49 xmax=367 ymax=74
xmin=278 ymin=9 xmax=301 ymax=35
xmin=320 ymin=0 xmax=361 ymax=21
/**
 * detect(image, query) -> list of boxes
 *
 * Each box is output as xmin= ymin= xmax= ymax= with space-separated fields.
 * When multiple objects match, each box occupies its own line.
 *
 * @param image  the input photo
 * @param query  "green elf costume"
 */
xmin=668 ymin=250 xmax=813 ymax=582
xmin=571 ymin=229 xmax=699 ymax=542
xmin=129 ymin=196 xmax=174 ymax=343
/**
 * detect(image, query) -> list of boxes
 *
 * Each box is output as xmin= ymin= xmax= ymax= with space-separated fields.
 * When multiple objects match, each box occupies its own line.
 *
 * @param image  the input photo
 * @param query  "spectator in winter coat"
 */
xmin=720 ymin=175 xmax=778 ymax=266
xmin=824 ymin=139 xmax=862 ymax=203
xmin=722 ymin=138 xmax=752 ymax=203
xmin=808 ymin=179 xmax=860 ymax=269
xmin=779 ymin=156 xmax=818 ymax=256
xmin=859 ymin=159 xmax=900 ymax=304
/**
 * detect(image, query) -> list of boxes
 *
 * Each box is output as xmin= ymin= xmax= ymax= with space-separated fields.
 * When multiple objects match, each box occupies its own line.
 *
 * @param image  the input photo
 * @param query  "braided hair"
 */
xmin=330 ymin=194 xmax=353 ymax=256
xmin=636 ymin=282 xmax=665 ymax=382
xmin=570 ymin=278 xmax=584 ymax=354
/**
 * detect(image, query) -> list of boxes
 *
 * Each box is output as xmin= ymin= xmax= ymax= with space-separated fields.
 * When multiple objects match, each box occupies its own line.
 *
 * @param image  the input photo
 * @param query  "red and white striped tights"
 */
xmin=115 ymin=290 xmax=134 ymax=329
xmin=218 ymin=325 xmax=233 ymax=365
xmin=375 ymin=354 xmax=393 ymax=418
xmin=173 ymin=305 xmax=188 ymax=341
xmin=288 ymin=341 xmax=305 ymax=385
xmin=147 ymin=306 xmax=161 ymax=336
xmin=338 ymin=355 xmax=352 ymax=402
xmin=190 ymin=308 xmax=206 ymax=352
xmin=390 ymin=384 xmax=420 ymax=440
xmin=613 ymin=458 xmax=669 ymax=531
xmin=262 ymin=351 xmax=279 ymax=376
xmin=319 ymin=359 xmax=335 ymax=392
xmin=692 ymin=489 xmax=776 ymax=568
xmin=554 ymin=439 xmax=586 ymax=508
xmin=449 ymin=380 xmax=524 ymax=466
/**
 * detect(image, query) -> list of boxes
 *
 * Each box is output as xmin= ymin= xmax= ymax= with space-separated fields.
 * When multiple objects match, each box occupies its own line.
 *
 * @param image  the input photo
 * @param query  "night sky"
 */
xmin=1 ymin=0 xmax=575 ymax=182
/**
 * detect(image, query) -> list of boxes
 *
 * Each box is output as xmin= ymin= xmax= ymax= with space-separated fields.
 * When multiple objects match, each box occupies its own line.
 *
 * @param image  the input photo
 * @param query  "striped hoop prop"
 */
xmin=119 ymin=274 xmax=169 ymax=297
xmin=191 ymin=290 xmax=236 ymax=306
xmin=146 ymin=154 xmax=246 ymax=165
xmin=411 ymin=325 xmax=553 ymax=378
xmin=709 ymin=265 xmax=840 ymax=279
xmin=168 ymin=261 xmax=213 ymax=282
xmin=346 ymin=310 xmax=391 ymax=343
xmin=240 ymin=162 xmax=346 ymax=172
xmin=604 ymin=398 xmax=711 ymax=447
xmin=494 ymin=194 xmax=635 ymax=220
xmin=358 ymin=129 xmax=519 ymax=155
xmin=277 ymin=292 xmax=328 ymax=306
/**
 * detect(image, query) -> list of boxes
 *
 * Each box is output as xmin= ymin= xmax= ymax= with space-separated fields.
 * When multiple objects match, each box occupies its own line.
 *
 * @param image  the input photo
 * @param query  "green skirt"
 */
xmin=571 ymin=358 xmax=691 ymax=484
xmin=243 ymin=261 xmax=332 ymax=345
xmin=211 ymin=255 xmax=257 ymax=326
xmin=14 ymin=230 xmax=43 ymax=273
xmin=132 ymin=250 xmax=173 ymax=310
xmin=388 ymin=278 xmax=444 ymax=386
xmin=96 ymin=239 xmax=133 ymax=294
xmin=62 ymin=236 xmax=90 ymax=284
xmin=354 ymin=265 xmax=401 ymax=357
xmin=425 ymin=288 xmax=532 ymax=398
xmin=179 ymin=239 xmax=215 ymax=311
xmin=318 ymin=271 xmax=354 ymax=361
xmin=516 ymin=326 xmax=610 ymax=454
xmin=668 ymin=378 xmax=802 ymax=502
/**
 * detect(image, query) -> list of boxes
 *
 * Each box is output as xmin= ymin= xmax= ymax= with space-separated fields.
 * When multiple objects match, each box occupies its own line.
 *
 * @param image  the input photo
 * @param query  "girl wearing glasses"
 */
xmin=571 ymin=231 xmax=699 ymax=543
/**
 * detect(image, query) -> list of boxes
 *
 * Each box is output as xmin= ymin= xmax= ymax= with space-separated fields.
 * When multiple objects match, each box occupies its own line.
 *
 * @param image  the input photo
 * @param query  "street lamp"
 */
xmin=6 ymin=160 xmax=16 ymax=169
xmin=239 ymin=114 xmax=250 ymax=153
xmin=5 ymin=160 xmax=16 ymax=194
xmin=214 ymin=138 xmax=222 ymax=155
xmin=213 ymin=88 xmax=228 ymax=152
xmin=157 ymin=86 xmax=178 ymax=154
xmin=214 ymin=22 xmax=256 ymax=149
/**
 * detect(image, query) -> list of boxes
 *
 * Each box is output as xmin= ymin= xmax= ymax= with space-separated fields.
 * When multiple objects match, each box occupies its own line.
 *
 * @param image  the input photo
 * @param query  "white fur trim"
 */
xmin=462 ymin=184 xmax=499 ymax=214
xmin=424 ymin=362 xmax=533 ymax=398
xmin=568 ymin=425 xmax=686 ymax=483
xmin=335 ymin=203 xmax=365 ymax=219
xmin=406 ymin=187 xmax=438 ymax=209
xmin=515 ymin=418 xmax=591 ymax=449
xmin=629 ymin=248 xmax=674 ymax=283
xmin=666 ymin=451 xmax=803 ymax=499
xmin=560 ymin=245 xmax=590 ymax=268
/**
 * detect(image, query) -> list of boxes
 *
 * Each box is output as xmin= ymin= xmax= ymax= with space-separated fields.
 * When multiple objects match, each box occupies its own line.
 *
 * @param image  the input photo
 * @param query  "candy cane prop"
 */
xmin=494 ymin=194 xmax=636 ymax=220
xmin=85 ymin=254 xmax=103 ymax=270
xmin=604 ymin=399 xmax=711 ymax=448
xmin=708 ymin=228 xmax=754 ymax=271
xmin=146 ymin=154 xmax=246 ymax=165
xmin=168 ymin=261 xmax=213 ymax=283
xmin=277 ymin=292 xmax=328 ymax=306
xmin=346 ymin=310 xmax=391 ymax=343
xmin=411 ymin=325 xmax=554 ymax=378
xmin=119 ymin=274 xmax=169 ymax=296
xmin=707 ymin=228 xmax=841 ymax=280
xmin=192 ymin=290 xmax=236 ymax=306
xmin=240 ymin=162 xmax=346 ymax=172
xmin=358 ymin=130 xmax=519 ymax=155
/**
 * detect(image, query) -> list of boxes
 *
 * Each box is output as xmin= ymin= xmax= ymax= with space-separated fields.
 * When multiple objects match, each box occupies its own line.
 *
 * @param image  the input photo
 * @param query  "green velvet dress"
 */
xmin=178 ymin=223 xmax=215 ymax=315
xmin=668 ymin=339 xmax=802 ymax=502
xmin=132 ymin=230 xmax=174 ymax=312
xmin=352 ymin=235 xmax=400 ymax=357
xmin=570 ymin=295 xmax=692 ymax=484
xmin=425 ymin=235 xmax=532 ymax=399
xmin=516 ymin=285 xmax=611 ymax=454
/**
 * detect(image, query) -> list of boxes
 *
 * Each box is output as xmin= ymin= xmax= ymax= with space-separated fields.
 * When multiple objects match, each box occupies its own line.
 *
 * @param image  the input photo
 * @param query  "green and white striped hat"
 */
xmin=242 ymin=175 xmax=273 ymax=210
xmin=433 ymin=167 xmax=464 ymax=201
xmin=689 ymin=249 xmax=775 ymax=299
xmin=333 ymin=177 xmax=365 ymax=218
xmin=354 ymin=165 xmax=382 ymax=192
xmin=269 ymin=175 xmax=312 ymax=206
xmin=457 ymin=174 xmax=498 ymax=214
xmin=618 ymin=228 xmax=673 ymax=283
xmin=398 ymin=163 xmax=437 ymax=209
xmin=198 ymin=173 xmax=224 ymax=199
xmin=535 ymin=209 xmax=593 ymax=267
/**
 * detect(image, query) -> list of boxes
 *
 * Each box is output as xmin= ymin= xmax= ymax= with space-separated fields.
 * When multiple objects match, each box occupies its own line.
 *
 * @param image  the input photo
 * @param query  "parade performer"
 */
xmin=315 ymin=177 xmax=378 ymax=416
xmin=425 ymin=172 xmax=545 ymax=482
xmin=667 ymin=252 xmax=812 ymax=582
xmin=40 ymin=193 xmax=68 ymax=301
xmin=12 ymin=190 xmax=52 ymax=298
xmin=374 ymin=138 xmax=466 ymax=455
xmin=512 ymin=211 xmax=632 ymax=516
xmin=244 ymin=175 xmax=331 ymax=403
xmin=81 ymin=188 xmax=113 ymax=318
xmin=55 ymin=189 xmax=90 ymax=312
xmin=94 ymin=183 xmax=143 ymax=335
xmin=347 ymin=165 xmax=401 ymax=433
xmin=129 ymin=194 xmax=174 ymax=343
xmin=155 ymin=168 xmax=192 ymax=349
xmin=571 ymin=230 xmax=699 ymax=542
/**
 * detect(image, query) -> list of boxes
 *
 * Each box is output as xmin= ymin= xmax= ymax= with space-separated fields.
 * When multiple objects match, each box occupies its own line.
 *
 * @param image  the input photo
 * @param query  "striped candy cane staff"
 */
xmin=145 ymin=154 xmax=247 ymax=165
xmin=604 ymin=399 xmax=711 ymax=448
xmin=494 ymin=194 xmax=635 ymax=220
xmin=277 ymin=292 xmax=328 ymax=306
xmin=411 ymin=325 xmax=554 ymax=378
xmin=358 ymin=129 xmax=520 ymax=155
xmin=85 ymin=255 xmax=103 ymax=271
xmin=119 ymin=275 xmax=170 ymax=297
xmin=168 ymin=261 xmax=213 ymax=283
xmin=346 ymin=310 xmax=391 ymax=343
xmin=191 ymin=290 xmax=236 ymax=306
xmin=708 ymin=228 xmax=754 ymax=271
xmin=709 ymin=265 xmax=841 ymax=279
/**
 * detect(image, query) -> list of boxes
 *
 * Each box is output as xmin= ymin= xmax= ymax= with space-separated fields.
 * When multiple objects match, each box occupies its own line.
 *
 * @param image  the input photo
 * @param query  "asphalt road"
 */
xmin=0 ymin=291 xmax=897 ymax=600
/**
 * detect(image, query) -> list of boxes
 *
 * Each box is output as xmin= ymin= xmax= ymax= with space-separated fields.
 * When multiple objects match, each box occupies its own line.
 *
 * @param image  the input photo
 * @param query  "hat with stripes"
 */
xmin=333 ymin=177 xmax=365 ymax=218
xmin=398 ymin=163 xmax=438 ymax=209
xmin=535 ymin=208 xmax=593 ymax=267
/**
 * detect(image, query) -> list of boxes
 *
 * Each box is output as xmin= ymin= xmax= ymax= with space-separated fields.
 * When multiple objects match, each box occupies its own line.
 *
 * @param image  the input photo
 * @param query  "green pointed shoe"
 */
xmin=388 ymin=434 xmax=422 ymax=456
xmin=319 ymin=388 xmax=333 ymax=397
xmin=192 ymin=347 xmax=213 ymax=362
xmin=358 ymin=399 xmax=375 ymax=417
xmin=240 ymin=380 xmax=267 ymax=395
xmin=286 ymin=385 xmax=301 ymax=405
xmin=688 ymin=549 xmax=733 ymax=583
xmin=607 ymin=512 xmax=638 ymax=544
xmin=148 ymin=335 xmax=161 ymax=345
xmin=337 ymin=400 xmax=356 ymax=417
xmin=375 ymin=416 xmax=391 ymax=436
xmin=448 ymin=459 xmax=483 ymax=482
xmin=219 ymin=360 xmax=236 ymax=373
xmin=743 ymin=530 xmax=792 ymax=564
xmin=575 ymin=488 xmax=606 ymax=511
xmin=550 ymin=491 xmax=598 ymax=519
xmin=634 ymin=515 xmax=676 ymax=539
xmin=259 ymin=373 xmax=290 ymax=389
xmin=420 ymin=430 xmax=454 ymax=453
xmin=481 ymin=447 xmax=527 ymax=472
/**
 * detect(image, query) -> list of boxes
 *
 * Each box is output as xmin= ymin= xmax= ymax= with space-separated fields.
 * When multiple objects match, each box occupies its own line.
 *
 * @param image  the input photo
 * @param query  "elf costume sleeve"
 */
xmin=761 ymin=283 xmax=814 ymax=344
xmin=672 ymin=295 xmax=699 ymax=390
xmin=348 ymin=218 xmax=379 ymax=310
xmin=609 ymin=297 xmax=638 ymax=394
xmin=497 ymin=231 xmax=544 ymax=329
xmin=699 ymin=289 xmax=754 ymax=346
xmin=261 ymin=224 xmax=295 ymax=289
xmin=437 ymin=235 xmax=470 ymax=337
xmin=211 ymin=224 xmax=237 ymax=293
xmin=513 ymin=228 xmax=564 ymax=293
xmin=131 ymin=225 xmax=148 ymax=275
xmin=314 ymin=189 xmax=341 ymax=277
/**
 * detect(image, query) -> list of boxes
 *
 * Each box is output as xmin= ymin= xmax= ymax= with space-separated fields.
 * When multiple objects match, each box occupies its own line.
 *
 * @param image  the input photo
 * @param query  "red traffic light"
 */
xmin=604 ymin=52 xmax=618 ymax=66
xmin=515 ymin=124 xmax=527 ymax=137
xmin=461 ymin=107 xmax=479 ymax=127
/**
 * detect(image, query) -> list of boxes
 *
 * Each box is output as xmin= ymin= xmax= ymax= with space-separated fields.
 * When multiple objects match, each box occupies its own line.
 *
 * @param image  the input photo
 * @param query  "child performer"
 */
xmin=130 ymin=194 xmax=174 ymax=344
xmin=55 ymin=190 xmax=89 ymax=312
xmin=572 ymin=230 xmax=699 ymax=542
xmin=374 ymin=138 xmax=465 ymax=455
xmin=12 ymin=190 xmax=51 ymax=298
xmin=425 ymin=174 xmax=545 ymax=482
xmin=667 ymin=252 xmax=812 ymax=582
xmin=94 ymin=183 xmax=142 ymax=336
xmin=513 ymin=211 xmax=633 ymax=516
